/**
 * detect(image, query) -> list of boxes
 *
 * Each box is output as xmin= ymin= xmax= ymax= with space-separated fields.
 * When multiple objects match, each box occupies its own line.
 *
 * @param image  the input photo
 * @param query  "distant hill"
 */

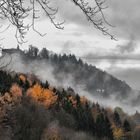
xmin=2 ymin=46 xmax=132 ymax=100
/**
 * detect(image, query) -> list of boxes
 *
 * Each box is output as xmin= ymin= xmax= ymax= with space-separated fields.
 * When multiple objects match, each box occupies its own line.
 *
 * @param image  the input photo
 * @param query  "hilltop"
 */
xmin=2 ymin=46 xmax=132 ymax=100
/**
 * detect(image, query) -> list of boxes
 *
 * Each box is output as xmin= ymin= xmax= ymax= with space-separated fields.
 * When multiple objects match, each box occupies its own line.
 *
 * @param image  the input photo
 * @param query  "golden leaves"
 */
xmin=27 ymin=83 xmax=57 ymax=108
xmin=112 ymin=124 xmax=124 ymax=140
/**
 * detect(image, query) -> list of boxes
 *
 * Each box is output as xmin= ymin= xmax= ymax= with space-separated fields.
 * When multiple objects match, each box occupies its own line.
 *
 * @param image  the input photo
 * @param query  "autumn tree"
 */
xmin=27 ymin=83 xmax=57 ymax=108
xmin=112 ymin=127 xmax=124 ymax=140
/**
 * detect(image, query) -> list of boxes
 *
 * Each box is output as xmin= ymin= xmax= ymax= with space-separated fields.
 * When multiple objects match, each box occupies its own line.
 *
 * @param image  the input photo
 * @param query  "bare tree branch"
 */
xmin=0 ymin=0 xmax=116 ymax=44
xmin=72 ymin=0 xmax=116 ymax=40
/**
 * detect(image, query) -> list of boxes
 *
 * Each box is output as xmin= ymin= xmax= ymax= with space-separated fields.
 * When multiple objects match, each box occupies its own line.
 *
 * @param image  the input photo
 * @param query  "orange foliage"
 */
xmin=10 ymin=84 xmax=22 ymax=97
xmin=27 ymin=83 xmax=43 ymax=100
xmin=27 ymin=83 xmax=57 ymax=108
xmin=43 ymin=89 xmax=58 ymax=108
xmin=19 ymin=74 xmax=26 ymax=83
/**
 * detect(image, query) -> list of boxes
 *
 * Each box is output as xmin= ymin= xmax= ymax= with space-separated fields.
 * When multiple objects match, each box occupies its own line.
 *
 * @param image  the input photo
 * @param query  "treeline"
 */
xmin=0 ymin=70 xmax=139 ymax=140
xmin=13 ymin=45 xmax=132 ymax=99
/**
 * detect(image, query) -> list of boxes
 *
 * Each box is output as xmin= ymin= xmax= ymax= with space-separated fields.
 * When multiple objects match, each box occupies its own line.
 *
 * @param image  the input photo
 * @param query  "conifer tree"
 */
xmin=123 ymin=119 xmax=131 ymax=132
xmin=114 ymin=111 xmax=122 ymax=127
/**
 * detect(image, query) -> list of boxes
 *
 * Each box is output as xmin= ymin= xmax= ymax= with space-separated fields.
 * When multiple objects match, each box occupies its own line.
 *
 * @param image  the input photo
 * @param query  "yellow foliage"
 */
xmin=112 ymin=124 xmax=124 ymax=140
xmin=27 ymin=84 xmax=57 ymax=108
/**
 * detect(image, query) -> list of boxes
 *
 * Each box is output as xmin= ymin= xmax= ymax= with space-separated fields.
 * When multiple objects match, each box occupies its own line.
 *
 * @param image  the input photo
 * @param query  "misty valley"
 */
xmin=0 ymin=46 xmax=140 ymax=140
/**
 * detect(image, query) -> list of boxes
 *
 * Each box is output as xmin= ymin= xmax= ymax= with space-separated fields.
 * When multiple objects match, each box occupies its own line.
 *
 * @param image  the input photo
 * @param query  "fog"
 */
xmin=2 ymin=52 xmax=140 ymax=114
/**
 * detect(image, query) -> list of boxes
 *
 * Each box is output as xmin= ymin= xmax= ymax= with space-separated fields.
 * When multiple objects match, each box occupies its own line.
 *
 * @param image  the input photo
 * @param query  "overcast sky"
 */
xmin=1 ymin=0 xmax=140 ymax=90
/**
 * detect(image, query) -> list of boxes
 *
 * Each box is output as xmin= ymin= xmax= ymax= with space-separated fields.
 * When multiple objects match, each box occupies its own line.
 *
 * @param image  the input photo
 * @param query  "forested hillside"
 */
xmin=2 ymin=46 xmax=132 ymax=100
xmin=0 ymin=70 xmax=140 ymax=140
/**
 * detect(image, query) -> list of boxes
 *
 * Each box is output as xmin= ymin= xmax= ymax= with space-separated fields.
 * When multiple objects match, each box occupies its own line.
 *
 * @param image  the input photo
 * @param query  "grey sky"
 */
xmin=1 ymin=0 xmax=140 ymax=90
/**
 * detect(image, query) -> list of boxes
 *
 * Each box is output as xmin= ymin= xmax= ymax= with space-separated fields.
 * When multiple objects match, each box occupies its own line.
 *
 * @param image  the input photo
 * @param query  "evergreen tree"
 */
xmin=75 ymin=94 xmax=80 ymax=107
xmin=23 ymin=80 xmax=30 ymax=91
xmin=104 ymin=116 xmax=114 ymax=140
xmin=0 ymin=70 xmax=13 ymax=95
xmin=123 ymin=119 xmax=131 ymax=132
xmin=39 ymin=48 xmax=49 ymax=59
xmin=96 ymin=113 xmax=105 ymax=137
xmin=44 ymin=80 xmax=49 ymax=89
xmin=114 ymin=111 xmax=122 ymax=127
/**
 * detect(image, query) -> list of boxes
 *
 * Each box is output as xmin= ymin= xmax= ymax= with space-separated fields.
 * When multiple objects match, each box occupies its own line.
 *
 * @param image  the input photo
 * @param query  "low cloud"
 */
xmin=1 ymin=52 xmax=140 ymax=114
xmin=108 ymin=0 xmax=140 ymax=40
xmin=117 ymin=36 xmax=137 ymax=53
xmin=108 ymin=67 xmax=140 ymax=91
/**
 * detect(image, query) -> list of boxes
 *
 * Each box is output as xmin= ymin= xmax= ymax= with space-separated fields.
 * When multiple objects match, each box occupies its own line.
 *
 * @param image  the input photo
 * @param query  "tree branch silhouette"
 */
xmin=0 ymin=0 xmax=116 ymax=44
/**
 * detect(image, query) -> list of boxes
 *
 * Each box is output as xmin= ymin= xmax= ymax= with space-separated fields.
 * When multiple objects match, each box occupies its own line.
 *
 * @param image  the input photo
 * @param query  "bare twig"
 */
xmin=72 ymin=0 xmax=116 ymax=40
xmin=0 ymin=0 xmax=116 ymax=44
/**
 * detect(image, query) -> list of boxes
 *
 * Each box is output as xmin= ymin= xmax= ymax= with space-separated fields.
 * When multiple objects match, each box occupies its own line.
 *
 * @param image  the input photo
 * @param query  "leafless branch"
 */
xmin=0 ymin=0 xmax=116 ymax=44
xmin=72 ymin=0 xmax=116 ymax=40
